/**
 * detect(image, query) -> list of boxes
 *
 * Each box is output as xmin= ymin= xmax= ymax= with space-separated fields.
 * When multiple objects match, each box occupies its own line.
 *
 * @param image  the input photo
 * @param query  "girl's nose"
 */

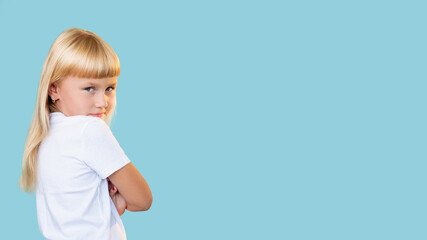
xmin=95 ymin=93 xmax=108 ymax=108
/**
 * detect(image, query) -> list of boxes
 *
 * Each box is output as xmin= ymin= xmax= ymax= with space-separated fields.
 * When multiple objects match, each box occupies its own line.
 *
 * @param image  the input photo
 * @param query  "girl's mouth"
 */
xmin=89 ymin=113 xmax=104 ymax=118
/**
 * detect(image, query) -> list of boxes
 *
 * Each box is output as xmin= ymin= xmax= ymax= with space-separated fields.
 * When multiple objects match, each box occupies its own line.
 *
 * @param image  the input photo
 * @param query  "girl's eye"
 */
xmin=106 ymin=87 xmax=115 ymax=92
xmin=85 ymin=87 xmax=94 ymax=92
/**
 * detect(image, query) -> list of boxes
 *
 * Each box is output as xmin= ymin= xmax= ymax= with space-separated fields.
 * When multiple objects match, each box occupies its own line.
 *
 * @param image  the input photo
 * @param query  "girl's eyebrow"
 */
xmin=84 ymin=81 xmax=117 ymax=86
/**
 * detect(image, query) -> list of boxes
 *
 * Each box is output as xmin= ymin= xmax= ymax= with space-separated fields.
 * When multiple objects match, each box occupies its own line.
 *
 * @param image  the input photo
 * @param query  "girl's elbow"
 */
xmin=130 ymin=194 xmax=152 ymax=211
xmin=140 ymin=194 xmax=153 ymax=211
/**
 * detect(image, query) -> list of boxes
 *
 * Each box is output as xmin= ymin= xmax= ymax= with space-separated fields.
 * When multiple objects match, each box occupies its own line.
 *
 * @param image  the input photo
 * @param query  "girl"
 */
xmin=19 ymin=28 xmax=152 ymax=240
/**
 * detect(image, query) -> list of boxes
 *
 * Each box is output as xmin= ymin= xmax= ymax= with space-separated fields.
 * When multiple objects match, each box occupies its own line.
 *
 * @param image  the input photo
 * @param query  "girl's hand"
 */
xmin=108 ymin=178 xmax=127 ymax=216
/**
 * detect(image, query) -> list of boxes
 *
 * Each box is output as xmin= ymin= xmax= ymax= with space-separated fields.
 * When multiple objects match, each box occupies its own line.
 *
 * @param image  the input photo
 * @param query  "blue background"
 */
xmin=1 ymin=0 xmax=426 ymax=239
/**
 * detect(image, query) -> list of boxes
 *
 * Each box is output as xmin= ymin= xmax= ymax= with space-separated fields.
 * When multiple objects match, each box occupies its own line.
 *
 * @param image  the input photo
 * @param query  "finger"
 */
xmin=109 ymin=185 xmax=117 ymax=197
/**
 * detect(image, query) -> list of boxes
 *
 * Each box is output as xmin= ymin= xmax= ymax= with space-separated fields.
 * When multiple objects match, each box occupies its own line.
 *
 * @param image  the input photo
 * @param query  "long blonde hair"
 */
xmin=19 ymin=28 xmax=120 ymax=192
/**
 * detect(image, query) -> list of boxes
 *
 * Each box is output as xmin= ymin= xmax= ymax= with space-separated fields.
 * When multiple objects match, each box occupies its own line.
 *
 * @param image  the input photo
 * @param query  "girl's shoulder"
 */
xmin=49 ymin=112 xmax=110 ymax=137
xmin=50 ymin=112 xmax=105 ymax=125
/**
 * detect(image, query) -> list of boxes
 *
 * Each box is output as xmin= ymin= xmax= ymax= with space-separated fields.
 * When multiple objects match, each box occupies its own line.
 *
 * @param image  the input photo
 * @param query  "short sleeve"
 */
xmin=80 ymin=118 xmax=130 ymax=179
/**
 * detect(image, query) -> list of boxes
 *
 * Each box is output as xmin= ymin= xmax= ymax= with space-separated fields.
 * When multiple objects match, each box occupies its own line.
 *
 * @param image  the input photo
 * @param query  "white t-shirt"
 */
xmin=36 ymin=112 xmax=130 ymax=240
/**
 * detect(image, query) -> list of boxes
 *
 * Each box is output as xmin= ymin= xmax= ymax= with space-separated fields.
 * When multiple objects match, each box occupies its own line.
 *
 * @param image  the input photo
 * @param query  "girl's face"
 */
xmin=49 ymin=76 xmax=118 ymax=119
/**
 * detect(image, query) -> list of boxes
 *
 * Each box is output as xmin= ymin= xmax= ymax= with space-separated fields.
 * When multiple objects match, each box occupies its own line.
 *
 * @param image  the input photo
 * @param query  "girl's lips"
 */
xmin=90 ymin=113 xmax=104 ymax=118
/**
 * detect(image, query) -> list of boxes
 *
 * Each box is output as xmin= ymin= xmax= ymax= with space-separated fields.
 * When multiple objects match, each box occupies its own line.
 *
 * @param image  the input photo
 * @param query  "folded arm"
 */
xmin=108 ymin=163 xmax=153 ymax=212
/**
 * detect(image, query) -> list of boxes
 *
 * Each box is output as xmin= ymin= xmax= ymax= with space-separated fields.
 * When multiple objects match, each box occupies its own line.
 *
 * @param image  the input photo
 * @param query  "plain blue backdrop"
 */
xmin=1 ymin=0 xmax=426 ymax=239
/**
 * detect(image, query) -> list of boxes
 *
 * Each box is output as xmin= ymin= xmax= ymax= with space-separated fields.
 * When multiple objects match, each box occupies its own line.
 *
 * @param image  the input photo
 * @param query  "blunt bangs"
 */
xmin=53 ymin=31 xmax=120 ymax=80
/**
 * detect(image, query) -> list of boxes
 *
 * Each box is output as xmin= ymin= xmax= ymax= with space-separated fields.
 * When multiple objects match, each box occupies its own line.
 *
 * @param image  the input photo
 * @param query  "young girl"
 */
xmin=19 ymin=28 xmax=152 ymax=240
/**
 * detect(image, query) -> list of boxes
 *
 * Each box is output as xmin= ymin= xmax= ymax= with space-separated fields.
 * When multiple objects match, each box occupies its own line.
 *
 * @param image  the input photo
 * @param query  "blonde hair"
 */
xmin=19 ymin=28 xmax=120 ymax=192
